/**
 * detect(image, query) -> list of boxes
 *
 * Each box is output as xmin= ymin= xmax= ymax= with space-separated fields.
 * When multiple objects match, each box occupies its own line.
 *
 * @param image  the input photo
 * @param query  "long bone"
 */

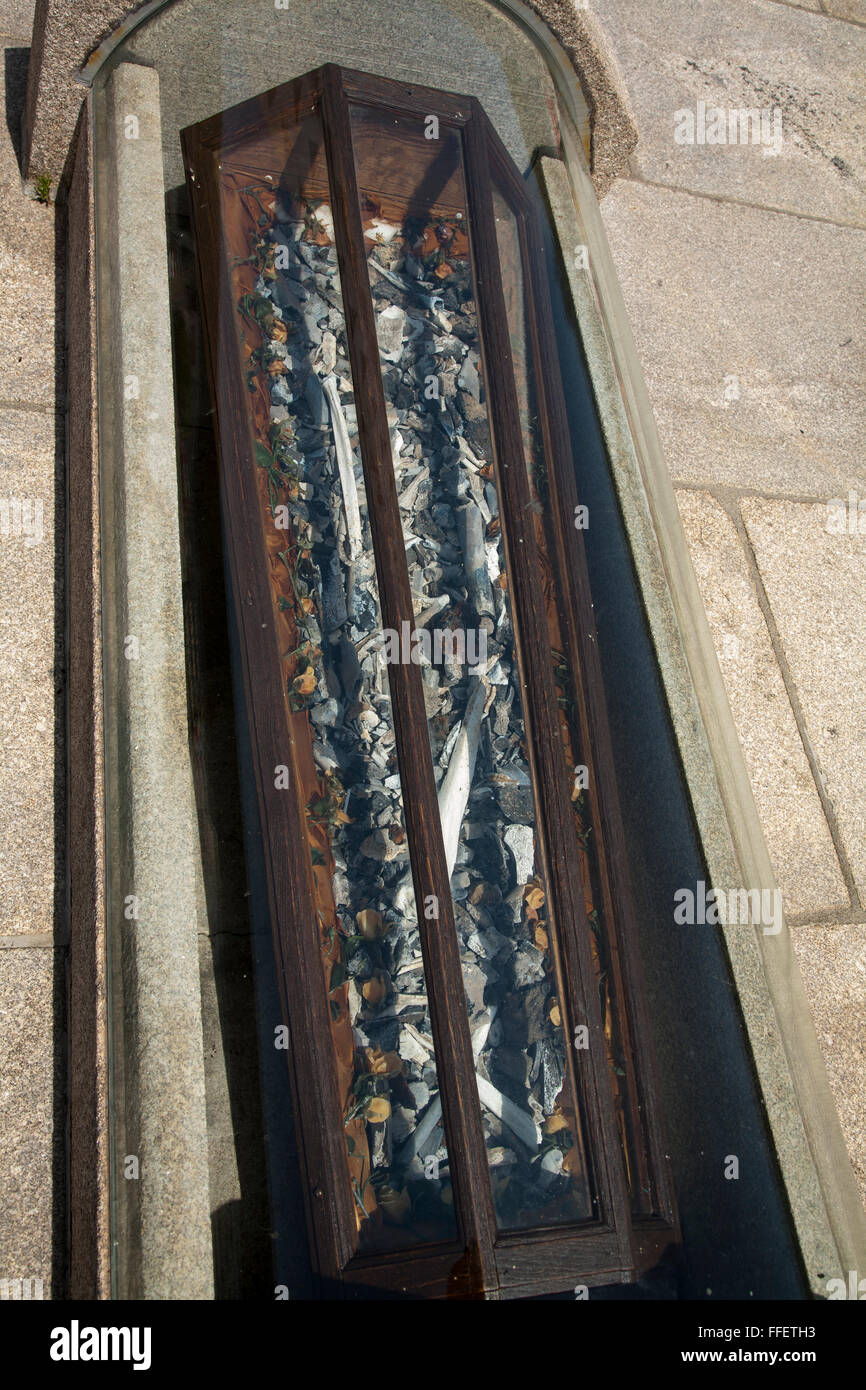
xmin=322 ymin=373 xmax=362 ymax=562
xmin=394 ymin=1013 xmax=493 ymax=1166
xmin=394 ymin=675 xmax=494 ymax=916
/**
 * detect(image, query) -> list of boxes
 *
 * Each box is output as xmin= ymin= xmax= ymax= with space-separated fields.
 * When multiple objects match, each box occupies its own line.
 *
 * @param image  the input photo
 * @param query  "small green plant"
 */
xmin=33 ymin=173 xmax=52 ymax=205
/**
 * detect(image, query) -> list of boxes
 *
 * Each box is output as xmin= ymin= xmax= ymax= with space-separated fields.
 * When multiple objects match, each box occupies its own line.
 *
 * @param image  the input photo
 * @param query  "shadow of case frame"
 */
xmin=181 ymin=62 xmax=678 ymax=1299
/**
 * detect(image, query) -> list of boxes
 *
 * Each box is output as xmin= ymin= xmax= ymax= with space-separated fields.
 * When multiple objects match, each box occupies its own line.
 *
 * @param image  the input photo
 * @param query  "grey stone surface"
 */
xmin=98 ymin=62 xmax=212 ymax=1299
xmin=676 ymin=489 xmax=847 ymax=916
xmin=792 ymin=924 xmax=866 ymax=1203
xmin=0 ymin=217 xmax=59 ymax=408
xmin=0 ymin=0 xmax=37 ymax=41
xmin=741 ymin=497 xmax=866 ymax=903
xmin=824 ymin=0 xmax=866 ymax=23
xmin=0 ymin=408 xmax=57 ymax=938
xmin=601 ymin=180 xmax=866 ymax=495
xmin=0 ymin=947 xmax=61 ymax=1296
xmin=522 ymin=0 xmax=637 ymax=192
xmin=24 ymin=0 xmax=131 ymax=175
xmin=594 ymin=0 xmax=866 ymax=225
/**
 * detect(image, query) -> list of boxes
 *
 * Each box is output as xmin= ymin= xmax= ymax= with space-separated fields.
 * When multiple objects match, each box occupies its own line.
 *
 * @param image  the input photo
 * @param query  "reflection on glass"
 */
xmin=349 ymin=102 xmax=594 ymax=1231
xmin=218 ymin=106 xmax=456 ymax=1252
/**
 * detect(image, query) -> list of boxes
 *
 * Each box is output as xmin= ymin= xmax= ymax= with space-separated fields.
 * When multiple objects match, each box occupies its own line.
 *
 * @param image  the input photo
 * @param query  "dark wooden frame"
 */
xmin=181 ymin=63 xmax=678 ymax=1300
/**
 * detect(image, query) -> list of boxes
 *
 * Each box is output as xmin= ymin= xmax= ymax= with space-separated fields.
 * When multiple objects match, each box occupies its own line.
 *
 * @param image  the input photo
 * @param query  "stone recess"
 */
xmin=119 ymin=0 xmax=559 ymax=188
xmin=741 ymin=498 xmax=866 ymax=904
xmin=22 ymin=0 xmax=627 ymax=188
xmin=601 ymin=180 xmax=866 ymax=496
xmin=8 ymin=0 xmax=863 ymax=1295
xmin=593 ymin=0 xmax=866 ymax=226
xmin=676 ymin=489 xmax=847 ymax=917
xmin=792 ymin=924 xmax=866 ymax=1204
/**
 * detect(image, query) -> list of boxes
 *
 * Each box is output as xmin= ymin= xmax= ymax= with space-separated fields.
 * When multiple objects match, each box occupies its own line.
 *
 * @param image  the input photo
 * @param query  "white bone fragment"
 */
xmin=365 ymin=219 xmax=401 ymax=244
xmin=486 ymin=541 xmax=501 ymax=583
xmin=396 ymin=1095 xmax=442 ymax=1164
xmin=367 ymin=258 xmax=412 ymax=294
xmin=437 ymin=677 xmax=495 ymax=878
xmin=313 ymin=203 xmax=334 ymax=241
xmin=393 ymin=677 xmax=494 ymax=916
xmin=457 ymin=502 xmax=495 ymax=618
xmin=313 ymin=330 xmax=337 ymax=376
xmin=456 ymin=435 xmax=484 ymax=471
xmin=471 ymin=1006 xmax=496 ymax=1059
xmin=404 ymin=1022 xmax=435 ymax=1055
xmin=468 ymin=470 xmax=491 ymax=525
xmin=398 ymin=466 xmax=430 ymax=512
xmin=376 ymin=304 xmax=407 ymax=363
xmin=414 ymin=593 xmax=450 ymax=628
xmin=476 ymin=1075 xmax=541 ymax=1152
xmin=395 ymin=994 xmax=429 ymax=1010
xmin=322 ymin=374 xmax=362 ymax=561
xmin=438 ymin=719 xmax=461 ymax=769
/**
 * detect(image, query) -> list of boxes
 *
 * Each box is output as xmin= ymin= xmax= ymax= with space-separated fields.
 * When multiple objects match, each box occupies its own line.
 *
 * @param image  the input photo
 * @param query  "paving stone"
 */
xmin=0 ymin=946 xmax=61 ymax=1295
xmin=0 ymin=408 xmax=58 ymax=936
xmin=823 ymin=1 xmax=866 ymax=24
xmin=677 ymin=489 xmax=847 ymax=916
xmin=594 ymin=0 xmax=866 ymax=225
xmin=791 ymin=924 xmax=866 ymax=1203
xmin=0 ymin=1 xmax=36 ymax=41
xmin=741 ymin=497 xmax=866 ymax=902
xmin=602 ymin=181 xmax=866 ymax=495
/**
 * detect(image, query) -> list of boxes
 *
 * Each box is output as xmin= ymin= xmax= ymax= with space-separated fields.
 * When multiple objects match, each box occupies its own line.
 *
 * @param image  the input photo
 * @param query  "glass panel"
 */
xmin=348 ymin=100 xmax=594 ymax=1231
xmin=217 ymin=104 xmax=456 ymax=1252
xmin=491 ymin=179 xmax=656 ymax=1217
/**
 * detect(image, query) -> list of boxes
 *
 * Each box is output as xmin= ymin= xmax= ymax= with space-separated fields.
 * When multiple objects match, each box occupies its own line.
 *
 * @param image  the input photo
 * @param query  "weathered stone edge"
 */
xmin=96 ymin=62 xmax=213 ymax=1299
xmin=523 ymin=0 xmax=637 ymax=195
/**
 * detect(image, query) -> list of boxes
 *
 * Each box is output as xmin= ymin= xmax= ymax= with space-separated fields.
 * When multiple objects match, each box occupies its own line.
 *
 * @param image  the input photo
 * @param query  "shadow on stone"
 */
xmin=4 ymin=48 xmax=29 ymax=174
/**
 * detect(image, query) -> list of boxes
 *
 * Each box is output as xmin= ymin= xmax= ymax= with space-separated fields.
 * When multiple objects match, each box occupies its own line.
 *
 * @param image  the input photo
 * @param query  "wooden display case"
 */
xmin=182 ymin=63 xmax=678 ymax=1299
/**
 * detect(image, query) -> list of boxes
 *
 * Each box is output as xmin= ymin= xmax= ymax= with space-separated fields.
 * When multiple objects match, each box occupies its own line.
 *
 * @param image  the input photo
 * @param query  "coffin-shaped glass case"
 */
xmin=181 ymin=63 xmax=678 ymax=1299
